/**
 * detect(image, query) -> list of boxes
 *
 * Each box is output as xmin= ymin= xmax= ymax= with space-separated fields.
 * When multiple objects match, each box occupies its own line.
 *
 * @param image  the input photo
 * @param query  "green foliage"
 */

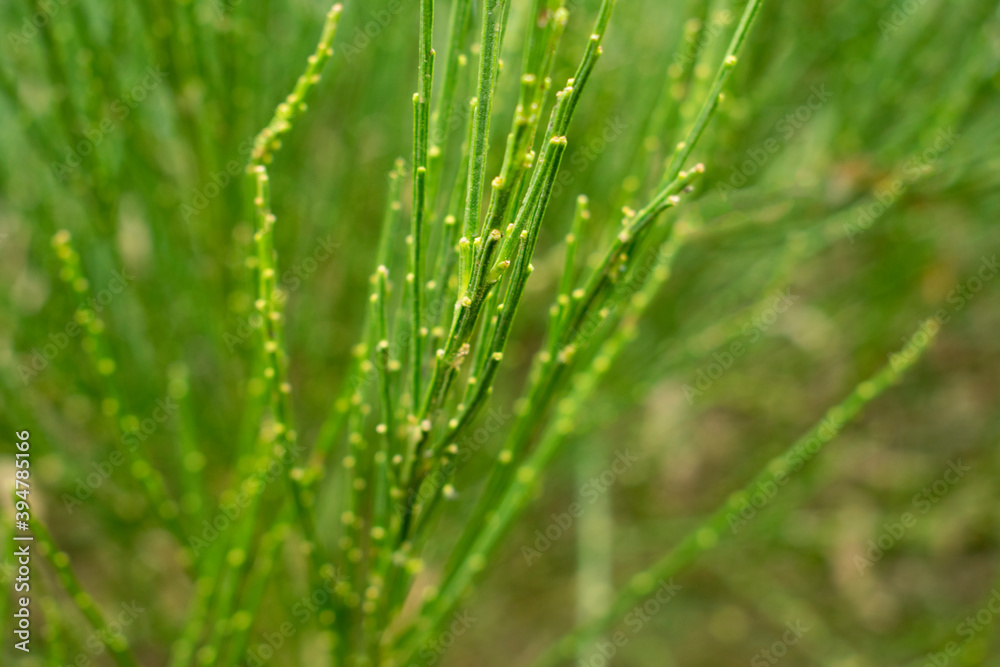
xmin=1 ymin=0 xmax=998 ymax=665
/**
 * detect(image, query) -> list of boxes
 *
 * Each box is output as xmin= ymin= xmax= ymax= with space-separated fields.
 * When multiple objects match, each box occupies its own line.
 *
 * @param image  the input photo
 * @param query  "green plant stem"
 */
xmin=50 ymin=231 xmax=186 ymax=544
xmin=532 ymin=320 xmax=938 ymax=666
xmin=395 ymin=214 xmax=681 ymax=663
xmin=659 ymin=0 xmax=765 ymax=188
xmin=408 ymin=0 xmax=436 ymax=414
xmin=435 ymin=4 xmax=767 ymax=561
xmin=397 ymin=1 xmax=619 ymax=570
xmin=459 ymin=0 xmax=510 ymax=293
xmin=35 ymin=519 xmax=140 ymax=667
xmin=427 ymin=0 xmax=473 ymax=216
xmin=413 ymin=4 xmax=571 ymax=436
xmin=177 ymin=8 xmax=345 ymax=665
xmin=308 ymin=158 xmax=405 ymax=486
xmin=218 ymin=508 xmax=292 ymax=667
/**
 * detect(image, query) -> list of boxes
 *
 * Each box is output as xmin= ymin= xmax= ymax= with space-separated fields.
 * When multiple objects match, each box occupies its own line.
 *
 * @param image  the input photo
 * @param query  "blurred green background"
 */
xmin=1 ymin=0 xmax=999 ymax=665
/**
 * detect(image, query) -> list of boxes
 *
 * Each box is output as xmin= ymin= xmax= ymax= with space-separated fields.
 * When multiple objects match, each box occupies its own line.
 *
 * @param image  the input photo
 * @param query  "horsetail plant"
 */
xmin=49 ymin=231 xmax=186 ymax=543
xmin=12 ymin=0 xmax=984 ymax=664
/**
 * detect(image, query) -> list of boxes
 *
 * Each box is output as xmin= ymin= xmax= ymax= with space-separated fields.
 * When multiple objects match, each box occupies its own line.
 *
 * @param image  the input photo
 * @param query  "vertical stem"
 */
xmin=575 ymin=436 xmax=613 ymax=665
xmin=660 ymin=0 xmax=765 ymax=187
xmin=35 ymin=519 xmax=141 ymax=667
xmin=428 ymin=0 xmax=473 ymax=215
xmin=410 ymin=0 xmax=436 ymax=414
xmin=460 ymin=0 xmax=510 ymax=293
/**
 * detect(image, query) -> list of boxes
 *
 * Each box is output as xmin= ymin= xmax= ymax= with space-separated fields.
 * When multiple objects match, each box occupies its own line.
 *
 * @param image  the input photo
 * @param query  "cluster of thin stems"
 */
xmin=25 ymin=0 xmax=946 ymax=666
xmin=234 ymin=1 xmax=771 ymax=663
